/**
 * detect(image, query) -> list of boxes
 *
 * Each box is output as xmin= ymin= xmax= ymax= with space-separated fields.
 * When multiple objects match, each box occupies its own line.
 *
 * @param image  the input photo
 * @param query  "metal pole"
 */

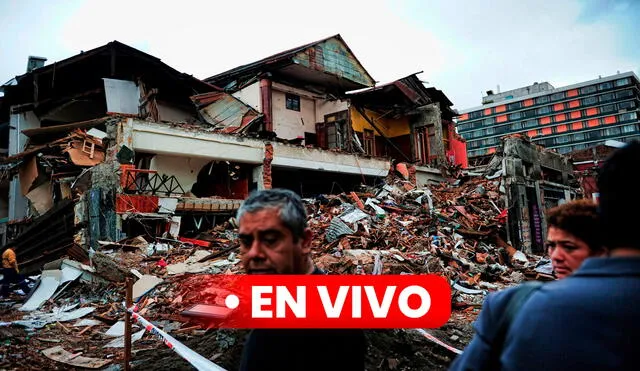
xmin=124 ymin=277 xmax=133 ymax=371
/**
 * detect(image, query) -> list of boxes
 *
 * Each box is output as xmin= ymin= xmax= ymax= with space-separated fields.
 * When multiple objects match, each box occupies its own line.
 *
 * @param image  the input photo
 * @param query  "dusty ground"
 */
xmin=133 ymin=312 xmax=476 ymax=371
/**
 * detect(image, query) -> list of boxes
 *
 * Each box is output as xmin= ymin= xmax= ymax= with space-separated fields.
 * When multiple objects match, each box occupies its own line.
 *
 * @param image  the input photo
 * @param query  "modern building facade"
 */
xmin=457 ymin=71 xmax=640 ymax=164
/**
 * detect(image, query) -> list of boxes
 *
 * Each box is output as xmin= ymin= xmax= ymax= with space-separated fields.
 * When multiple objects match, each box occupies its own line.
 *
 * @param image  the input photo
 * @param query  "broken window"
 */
xmin=363 ymin=129 xmax=375 ymax=155
xmin=322 ymin=111 xmax=349 ymax=150
xmin=191 ymin=161 xmax=250 ymax=199
xmin=414 ymin=125 xmax=436 ymax=164
xmin=327 ymin=121 xmax=346 ymax=149
xmin=286 ymin=93 xmax=300 ymax=111
xmin=304 ymin=132 xmax=317 ymax=146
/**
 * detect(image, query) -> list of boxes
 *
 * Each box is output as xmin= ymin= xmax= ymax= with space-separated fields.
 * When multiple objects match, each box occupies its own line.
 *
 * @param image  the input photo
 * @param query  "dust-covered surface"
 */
xmin=133 ymin=313 xmax=477 ymax=371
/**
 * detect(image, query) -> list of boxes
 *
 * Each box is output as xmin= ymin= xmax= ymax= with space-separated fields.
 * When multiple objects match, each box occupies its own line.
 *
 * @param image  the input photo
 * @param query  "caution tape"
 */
xmin=414 ymin=328 xmax=463 ymax=354
xmin=128 ymin=305 xmax=227 ymax=371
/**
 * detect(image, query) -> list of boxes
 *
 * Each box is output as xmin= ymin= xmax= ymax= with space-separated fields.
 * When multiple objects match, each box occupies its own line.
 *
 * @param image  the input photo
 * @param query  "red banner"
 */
xmin=177 ymin=274 xmax=451 ymax=329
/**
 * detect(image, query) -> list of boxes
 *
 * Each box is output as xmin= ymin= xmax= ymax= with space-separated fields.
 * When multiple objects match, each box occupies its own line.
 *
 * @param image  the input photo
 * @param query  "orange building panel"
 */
xmin=553 ymin=103 xmax=564 ymax=111
xmin=604 ymin=116 xmax=617 ymax=124
xmin=587 ymin=119 xmax=599 ymax=127
xmin=484 ymin=108 xmax=492 ymax=115
xmin=496 ymin=115 xmax=508 ymax=123
xmin=523 ymin=99 xmax=534 ymax=107
xmin=556 ymin=124 xmax=568 ymax=133
xmin=460 ymin=113 xmax=469 ymax=120
xmin=540 ymin=116 xmax=552 ymax=125
xmin=569 ymin=100 xmax=580 ymax=108
xmin=495 ymin=105 xmax=506 ymax=113
xmin=527 ymin=129 xmax=538 ymax=137
xmin=571 ymin=122 xmax=583 ymax=130
xmin=555 ymin=114 xmax=566 ymax=122
xmin=570 ymin=111 xmax=581 ymax=119
xmin=488 ymin=147 xmax=496 ymax=154
xmin=567 ymin=89 xmax=579 ymax=97
xmin=541 ymin=127 xmax=552 ymax=135
xmin=586 ymin=107 xmax=599 ymax=116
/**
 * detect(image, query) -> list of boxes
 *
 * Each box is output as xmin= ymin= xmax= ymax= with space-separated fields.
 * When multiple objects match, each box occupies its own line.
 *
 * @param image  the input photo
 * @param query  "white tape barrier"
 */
xmin=414 ymin=328 xmax=463 ymax=354
xmin=128 ymin=306 xmax=227 ymax=371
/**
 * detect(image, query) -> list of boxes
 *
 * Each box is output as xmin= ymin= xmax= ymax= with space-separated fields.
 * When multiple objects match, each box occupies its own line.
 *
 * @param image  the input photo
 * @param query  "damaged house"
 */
xmin=0 ymin=41 xmax=222 ymax=271
xmin=0 ymin=36 xmax=466 ymax=273
xmin=204 ymin=34 xmax=467 ymax=190
xmin=346 ymin=73 xmax=468 ymax=181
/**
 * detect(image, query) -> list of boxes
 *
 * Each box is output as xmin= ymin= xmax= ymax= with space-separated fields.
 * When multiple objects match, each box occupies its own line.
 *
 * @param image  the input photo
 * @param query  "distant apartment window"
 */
xmin=556 ymin=135 xmax=569 ymax=144
xmin=484 ymin=117 xmax=495 ymax=126
xmin=587 ymin=130 xmax=601 ymax=140
xmin=509 ymin=112 xmax=523 ymax=120
xmin=523 ymin=120 xmax=538 ymax=128
xmin=496 ymin=125 xmax=510 ymax=134
xmin=599 ymin=93 xmax=614 ymax=103
xmin=550 ymin=92 xmax=565 ymax=101
xmin=524 ymin=109 xmax=537 ymax=118
xmin=580 ymin=85 xmax=597 ymax=95
xmin=598 ymin=82 xmax=613 ymax=90
xmin=537 ymin=106 xmax=551 ymax=115
xmin=582 ymin=96 xmax=598 ymax=105
xmin=616 ymin=89 xmax=633 ymax=99
xmin=458 ymin=123 xmax=471 ymax=131
xmin=511 ymin=122 xmax=522 ymax=130
xmin=573 ymin=144 xmax=586 ymax=150
xmin=600 ymin=104 xmax=616 ymax=113
xmin=615 ymin=78 xmax=631 ymax=87
xmin=605 ymin=127 xmax=622 ymax=136
xmin=468 ymin=111 xmax=482 ymax=119
xmin=536 ymin=96 xmax=550 ymax=104
xmin=468 ymin=120 xmax=482 ymax=129
xmin=286 ymin=93 xmax=300 ymax=111
xmin=557 ymin=146 xmax=572 ymax=154
xmin=618 ymin=101 xmax=635 ymax=110
xmin=622 ymin=124 xmax=637 ymax=133
xmin=507 ymin=101 xmax=522 ymax=111
xmin=573 ymin=133 xmax=585 ymax=141
xmin=485 ymin=127 xmax=495 ymax=135
xmin=620 ymin=112 xmax=638 ymax=122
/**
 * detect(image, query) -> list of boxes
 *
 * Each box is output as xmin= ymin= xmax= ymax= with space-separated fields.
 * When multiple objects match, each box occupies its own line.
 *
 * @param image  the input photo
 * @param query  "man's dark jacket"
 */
xmin=449 ymin=257 xmax=640 ymax=371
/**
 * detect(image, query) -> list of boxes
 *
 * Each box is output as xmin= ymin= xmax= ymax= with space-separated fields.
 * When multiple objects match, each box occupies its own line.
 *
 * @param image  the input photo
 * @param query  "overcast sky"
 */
xmin=1 ymin=0 xmax=638 ymax=110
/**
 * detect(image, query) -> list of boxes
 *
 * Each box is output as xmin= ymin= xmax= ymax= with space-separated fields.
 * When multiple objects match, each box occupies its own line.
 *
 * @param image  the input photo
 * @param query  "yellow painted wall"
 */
xmin=350 ymin=106 xmax=410 ymax=138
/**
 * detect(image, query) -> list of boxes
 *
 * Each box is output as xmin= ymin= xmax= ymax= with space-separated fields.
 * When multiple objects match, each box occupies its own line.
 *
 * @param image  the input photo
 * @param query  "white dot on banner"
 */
xmin=225 ymin=294 xmax=240 ymax=309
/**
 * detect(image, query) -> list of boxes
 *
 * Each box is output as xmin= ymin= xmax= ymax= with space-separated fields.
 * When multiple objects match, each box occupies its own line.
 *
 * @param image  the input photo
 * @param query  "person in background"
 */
xmin=545 ymin=199 xmax=607 ymax=279
xmin=236 ymin=188 xmax=367 ymax=371
xmin=1 ymin=246 xmax=30 ymax=297
xmin=449 ymin=140 xmax=640 ymax=371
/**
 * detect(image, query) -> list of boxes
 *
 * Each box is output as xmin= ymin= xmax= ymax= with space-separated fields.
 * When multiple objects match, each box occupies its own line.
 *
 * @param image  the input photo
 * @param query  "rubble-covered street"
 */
xmin=0 ymin=168 xmax=554 ymax=370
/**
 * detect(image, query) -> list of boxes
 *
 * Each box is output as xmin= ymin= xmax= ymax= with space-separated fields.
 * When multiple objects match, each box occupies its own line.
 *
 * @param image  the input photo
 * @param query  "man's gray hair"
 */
xmin=236 ymin=188 xmax=308 ymax=241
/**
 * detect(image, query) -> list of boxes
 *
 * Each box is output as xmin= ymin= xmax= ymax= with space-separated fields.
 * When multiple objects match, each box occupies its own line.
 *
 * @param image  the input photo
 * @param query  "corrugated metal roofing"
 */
xmin=191 ymin=92 xmax=262 ymax=133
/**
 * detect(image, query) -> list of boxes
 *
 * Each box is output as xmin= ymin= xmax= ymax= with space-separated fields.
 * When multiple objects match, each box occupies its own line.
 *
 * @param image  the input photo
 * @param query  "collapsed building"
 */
xmin=0 ymin=35 xmax=468 ymax=273
xmin=480 ymin=134 xmax=575 ymax=254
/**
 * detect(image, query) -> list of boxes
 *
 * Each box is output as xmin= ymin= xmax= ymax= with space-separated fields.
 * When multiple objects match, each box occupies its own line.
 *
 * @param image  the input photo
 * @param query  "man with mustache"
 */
xmin=237 ymin=188 xmax=367 ymax=371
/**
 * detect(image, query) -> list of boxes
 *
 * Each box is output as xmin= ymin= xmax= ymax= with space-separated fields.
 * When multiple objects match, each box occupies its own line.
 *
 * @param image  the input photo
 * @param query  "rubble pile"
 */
xmin=0 ymin=172 xmax=555 ymax=370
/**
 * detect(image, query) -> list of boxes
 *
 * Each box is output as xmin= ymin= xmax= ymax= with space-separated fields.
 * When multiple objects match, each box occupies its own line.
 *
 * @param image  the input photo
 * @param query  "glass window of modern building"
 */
xmin=457 ymin=72 xmax=640 ymax=163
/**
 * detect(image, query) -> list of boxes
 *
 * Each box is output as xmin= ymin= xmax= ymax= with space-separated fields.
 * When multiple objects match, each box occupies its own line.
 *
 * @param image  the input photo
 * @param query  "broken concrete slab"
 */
xmin=132 ymin=274 xmax=163 ymax=301
xmin=14 ymin=305 xmax=96 ymax=329
xmin=92 ymin=251 xmax=129 ymax=282
xmin=19 ymin=270 xmax=62 ymax=312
